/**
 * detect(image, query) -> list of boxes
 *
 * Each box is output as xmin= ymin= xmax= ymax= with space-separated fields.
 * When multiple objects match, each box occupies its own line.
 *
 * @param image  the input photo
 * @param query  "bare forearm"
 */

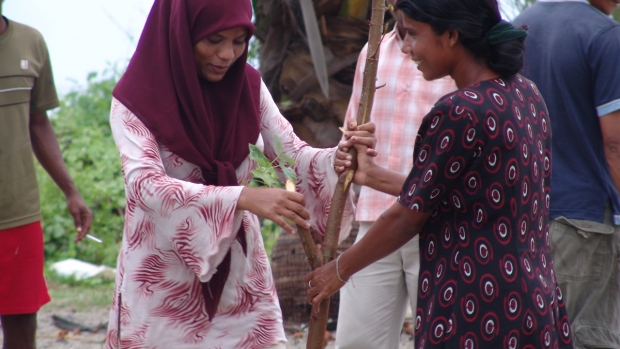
xmin=600 ymin=111 xmax=620 ymax=194
xmin=29 ymin=112 xmax=78 ymax=196
xmin=364 ymin=164 xmax=408 ymax=196
xmin=605 ymin=145 xmax=620 ymax=194
xmin=338 ymin=202 xmax=429 ymax=279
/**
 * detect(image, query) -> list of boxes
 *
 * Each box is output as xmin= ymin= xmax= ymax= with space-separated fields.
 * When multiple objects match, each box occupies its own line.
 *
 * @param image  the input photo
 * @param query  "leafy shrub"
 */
xmin=37 ymin=66 xmax=125 ymax=267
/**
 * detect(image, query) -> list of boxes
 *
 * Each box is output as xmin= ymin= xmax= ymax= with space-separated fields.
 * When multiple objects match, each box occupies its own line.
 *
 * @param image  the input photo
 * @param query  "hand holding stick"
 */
xmin=304 ymin=0 xmax=386 ymax=348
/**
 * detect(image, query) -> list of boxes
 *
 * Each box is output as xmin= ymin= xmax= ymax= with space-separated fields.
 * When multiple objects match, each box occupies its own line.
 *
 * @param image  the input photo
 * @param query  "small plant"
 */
xmin=247 ymin=136 xmax=297 ymax=188
xmin=248 ymin=136 xmax=298 ymax=259
xmin=248 ymin=137 xmax=323 ymax=270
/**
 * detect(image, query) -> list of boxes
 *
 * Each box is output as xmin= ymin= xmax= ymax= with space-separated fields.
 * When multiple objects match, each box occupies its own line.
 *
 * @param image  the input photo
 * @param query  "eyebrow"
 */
xmin=209 ymin=32 xmax=248 ymax=40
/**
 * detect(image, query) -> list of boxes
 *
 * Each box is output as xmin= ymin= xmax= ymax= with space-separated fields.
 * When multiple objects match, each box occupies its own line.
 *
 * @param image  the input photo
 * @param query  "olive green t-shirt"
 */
xmin=0 ymin=17 xmax=59 ymax=230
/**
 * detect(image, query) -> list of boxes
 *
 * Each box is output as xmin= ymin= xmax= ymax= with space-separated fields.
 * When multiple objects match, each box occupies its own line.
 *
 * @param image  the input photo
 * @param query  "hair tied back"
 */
xmin=487 ymin=20 xmax=528 ymax=45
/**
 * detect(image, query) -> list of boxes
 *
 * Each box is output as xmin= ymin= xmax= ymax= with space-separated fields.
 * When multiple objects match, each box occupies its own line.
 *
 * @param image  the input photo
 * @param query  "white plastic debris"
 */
xmin=50 ymin=258 xmax=116 ymax=280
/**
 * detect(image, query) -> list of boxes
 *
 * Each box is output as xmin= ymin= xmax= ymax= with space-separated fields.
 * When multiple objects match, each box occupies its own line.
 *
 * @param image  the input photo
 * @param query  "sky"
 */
xmin=3 ymin=0 xmax=154 ymax=94
xmin=3 ymin=0 xmax=522 ymax=96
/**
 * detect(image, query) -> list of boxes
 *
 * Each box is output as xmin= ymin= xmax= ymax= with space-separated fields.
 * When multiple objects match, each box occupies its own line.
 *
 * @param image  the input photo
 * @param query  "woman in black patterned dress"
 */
xmin=306 ymin=0 xmax=574 ymax=348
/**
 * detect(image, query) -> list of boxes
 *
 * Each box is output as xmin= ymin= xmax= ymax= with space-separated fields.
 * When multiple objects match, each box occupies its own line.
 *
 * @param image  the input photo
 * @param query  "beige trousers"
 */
xmin=336 ymin=222 xmax=420 ymax=349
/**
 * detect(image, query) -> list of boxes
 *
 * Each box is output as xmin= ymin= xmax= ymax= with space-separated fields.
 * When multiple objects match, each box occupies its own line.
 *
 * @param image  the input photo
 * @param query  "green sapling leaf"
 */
xmin=249 ymin=144 xmax=271 ymax=167
xmin=279 ymin=162 xmax=297 ymax=183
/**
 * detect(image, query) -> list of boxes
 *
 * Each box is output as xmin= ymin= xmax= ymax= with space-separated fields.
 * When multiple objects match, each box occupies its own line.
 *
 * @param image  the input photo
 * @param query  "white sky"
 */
xmin=4 ymin=0 xmax=520 ymax=96
xmin=3 ymin=0 xmax=154 ymax=94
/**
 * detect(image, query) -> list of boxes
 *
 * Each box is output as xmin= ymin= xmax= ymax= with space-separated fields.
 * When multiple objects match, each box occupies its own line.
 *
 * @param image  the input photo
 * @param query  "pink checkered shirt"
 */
xmin=345 ymin=28 xmax=456 ymax=222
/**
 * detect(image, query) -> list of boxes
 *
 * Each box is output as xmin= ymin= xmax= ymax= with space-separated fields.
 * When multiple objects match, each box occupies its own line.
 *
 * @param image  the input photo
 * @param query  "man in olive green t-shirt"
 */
xmin=0 ymin=1 xmax=93 ymax=348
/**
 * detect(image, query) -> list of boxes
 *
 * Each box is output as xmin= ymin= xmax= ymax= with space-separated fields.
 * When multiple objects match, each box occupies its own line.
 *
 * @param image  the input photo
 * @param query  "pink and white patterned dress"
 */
xmin=105 ymin=80 xmax=354 ymax=349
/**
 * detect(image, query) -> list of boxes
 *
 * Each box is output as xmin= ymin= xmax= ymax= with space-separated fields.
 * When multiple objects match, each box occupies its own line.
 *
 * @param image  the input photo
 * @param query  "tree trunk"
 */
xmin=254 ymin=0 xmax=376 ymax=148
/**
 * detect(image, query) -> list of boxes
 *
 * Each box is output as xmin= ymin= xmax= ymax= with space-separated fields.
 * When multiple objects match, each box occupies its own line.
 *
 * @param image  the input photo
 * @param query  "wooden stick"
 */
xmin=305 ymin=1 xmax=386 ymax=348
xmin=285 ymin=179 xmax=323 ymax=270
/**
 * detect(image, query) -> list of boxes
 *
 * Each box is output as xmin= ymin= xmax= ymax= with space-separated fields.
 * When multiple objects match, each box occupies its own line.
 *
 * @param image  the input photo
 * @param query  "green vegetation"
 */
xmin=37 ymin=66 xmax=125 ymax=267
xmin=47 ymin=281 xmax=116 ymax=312
xmin=261 ymin=219 xmax=281 ymax=260
xmin=44 ymin=266 xmax=116 ymax=310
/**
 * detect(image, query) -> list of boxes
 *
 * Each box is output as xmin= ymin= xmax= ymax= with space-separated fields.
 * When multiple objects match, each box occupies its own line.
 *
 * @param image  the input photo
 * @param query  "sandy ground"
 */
xmin=1 ymin=298 xmax=414 ymax=348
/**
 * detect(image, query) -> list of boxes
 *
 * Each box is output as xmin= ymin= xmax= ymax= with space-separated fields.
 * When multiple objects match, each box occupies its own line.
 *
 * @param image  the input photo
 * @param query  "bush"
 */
xmin=37 ymin=66 xmax=126 ymax=267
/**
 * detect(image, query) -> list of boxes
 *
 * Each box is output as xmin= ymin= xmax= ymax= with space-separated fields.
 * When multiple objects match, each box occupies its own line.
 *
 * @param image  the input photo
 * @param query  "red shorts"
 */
xmin=0 ymin=221 xmax=50 ymax=315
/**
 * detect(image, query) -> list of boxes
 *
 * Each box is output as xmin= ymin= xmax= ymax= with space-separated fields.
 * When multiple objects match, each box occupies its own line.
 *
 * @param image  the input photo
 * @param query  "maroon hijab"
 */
xmin=113 ymin=0 xmax=261 ymax=320
xmin=113 ymin=0 xmax=261 ymax=185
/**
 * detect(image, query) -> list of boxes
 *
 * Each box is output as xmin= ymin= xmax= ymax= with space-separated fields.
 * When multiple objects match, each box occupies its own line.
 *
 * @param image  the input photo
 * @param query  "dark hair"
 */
xmin=396 ymin=0 xmax=526 ymax=77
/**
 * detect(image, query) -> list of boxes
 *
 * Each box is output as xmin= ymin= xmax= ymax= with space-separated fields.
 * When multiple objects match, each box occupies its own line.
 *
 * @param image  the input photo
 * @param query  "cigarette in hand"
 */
xmin=86 ymin=234 xmax=102 ymax=243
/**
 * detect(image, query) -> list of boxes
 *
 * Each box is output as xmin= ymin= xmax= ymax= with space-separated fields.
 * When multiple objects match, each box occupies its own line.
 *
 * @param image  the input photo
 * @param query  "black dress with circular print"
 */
xmin=397 ymin=75 xmax=573 ymax=349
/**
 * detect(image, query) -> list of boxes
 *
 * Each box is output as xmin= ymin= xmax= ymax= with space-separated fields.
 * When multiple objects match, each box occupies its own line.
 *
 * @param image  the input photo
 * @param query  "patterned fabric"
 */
xmin=104 ymin=81 xmax=354 ymax=349
xmin=397 ymin=75 xmax=573 ymax=348
xmin=344 ymin=29 xmax=456 ymax=223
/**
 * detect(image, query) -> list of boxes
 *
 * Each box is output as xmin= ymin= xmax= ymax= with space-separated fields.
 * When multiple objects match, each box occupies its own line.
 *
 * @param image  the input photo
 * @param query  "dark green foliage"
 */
xmin=36 ymin=66 xmax=126 ymax=267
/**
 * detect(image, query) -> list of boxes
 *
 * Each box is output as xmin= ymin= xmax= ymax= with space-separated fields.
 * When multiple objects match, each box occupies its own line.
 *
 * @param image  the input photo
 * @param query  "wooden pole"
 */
xmin=305 ymin=1 xmax=386 ymax=347
xmin=286 ymin=180 xmax=323 ymax=270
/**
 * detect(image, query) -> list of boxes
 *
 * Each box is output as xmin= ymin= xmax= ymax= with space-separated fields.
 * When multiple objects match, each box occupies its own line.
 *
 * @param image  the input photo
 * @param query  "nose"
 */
xmin=218 ymin=42 xmax=236 ymax=61
xmin=401 ymin=33 xmax=413 ymax=56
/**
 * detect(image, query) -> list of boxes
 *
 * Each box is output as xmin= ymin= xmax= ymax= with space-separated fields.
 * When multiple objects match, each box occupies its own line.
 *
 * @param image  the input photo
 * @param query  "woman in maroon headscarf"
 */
xmin=104 ymin=0 xmax=356 ymax=347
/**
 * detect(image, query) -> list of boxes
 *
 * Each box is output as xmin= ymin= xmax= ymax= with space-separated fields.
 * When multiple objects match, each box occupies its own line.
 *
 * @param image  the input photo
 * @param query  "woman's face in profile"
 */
xmin=193 ymin=27 xmax=248 ymax=82
xmin=400 ymin=16 xmax=453 ymax=81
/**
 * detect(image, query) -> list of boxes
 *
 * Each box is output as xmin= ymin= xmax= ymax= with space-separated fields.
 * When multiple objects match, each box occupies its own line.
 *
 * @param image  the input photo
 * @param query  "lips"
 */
xmin=210 ymin=65 xmax=229 ymax=74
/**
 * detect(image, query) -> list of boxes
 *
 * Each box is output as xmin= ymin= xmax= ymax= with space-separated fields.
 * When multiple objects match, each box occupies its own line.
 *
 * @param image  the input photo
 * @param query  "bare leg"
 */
xmin=1 ymin=313 xmax=37 ymax=349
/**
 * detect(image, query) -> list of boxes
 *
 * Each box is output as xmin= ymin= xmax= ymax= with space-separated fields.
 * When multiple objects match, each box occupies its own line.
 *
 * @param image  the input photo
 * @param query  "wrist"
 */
xmin=362 ymin=162 xmax=379 ymax=186
xmin=61 ymin=183 xmax=80 ymax=200
xmin=337 ymin=252 xmax=354 ymax=281
xmin=237 ymin=187 xmax=250 ymax=211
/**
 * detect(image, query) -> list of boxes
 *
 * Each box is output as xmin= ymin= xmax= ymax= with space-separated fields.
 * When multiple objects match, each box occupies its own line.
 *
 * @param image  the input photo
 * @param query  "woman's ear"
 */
xmin=446 ymin=29 xmax=459 ymax=47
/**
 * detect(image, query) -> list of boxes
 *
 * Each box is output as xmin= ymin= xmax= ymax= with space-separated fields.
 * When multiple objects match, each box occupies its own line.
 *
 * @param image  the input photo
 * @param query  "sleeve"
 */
xmin=257 ymin=81 xmax=355 ymax=243
xmin=397 ymin=99 xmax=480 ymax=213
xmin=30 ymin=35 xmax=59 ymax=113
xmin=590 ymin=25 xmax=620 ymax=117
xmin=110 ymin=99 xmax=244 ymax=283
xmin=341 ymin=44 xmax=368 ymax=131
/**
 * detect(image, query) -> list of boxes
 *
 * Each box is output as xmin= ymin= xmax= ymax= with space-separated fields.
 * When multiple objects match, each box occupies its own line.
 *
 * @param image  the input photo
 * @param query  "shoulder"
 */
xmin=7 ymin=19 xmax=46 ymax=44
xmin=258 ymin=77 xmax=281 ymax=122
xmin=437 ymin=83 xmax=492 ymax=117
xmin=4 ymin=19 xmax=49 ymax=59
xmin=423 ymin=90 xmax=479 ymax=137
xmin=515 ymin=2 xmax=615 ymax=32
xmin=259 ymin=77 xmax=270 ymax=102
xmin=432 ymin=77 xmax=531 ymax=127
xmin=590 ymin=21 xmax=620 ymax=46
